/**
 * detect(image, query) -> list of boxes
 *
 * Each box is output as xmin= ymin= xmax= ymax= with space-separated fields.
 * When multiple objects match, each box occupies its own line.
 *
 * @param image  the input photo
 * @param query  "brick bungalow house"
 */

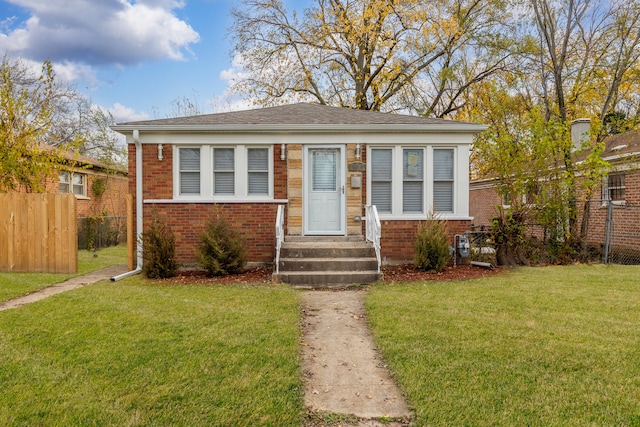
xmin=470 ymin=126 xmax=640 ymax=255
xmin=112 ymin=103 xmax=486 ymax=284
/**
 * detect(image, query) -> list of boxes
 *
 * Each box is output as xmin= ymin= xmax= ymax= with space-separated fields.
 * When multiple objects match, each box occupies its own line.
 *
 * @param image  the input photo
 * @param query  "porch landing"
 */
xmin=273 ymin=236 xmax=382 ymax=288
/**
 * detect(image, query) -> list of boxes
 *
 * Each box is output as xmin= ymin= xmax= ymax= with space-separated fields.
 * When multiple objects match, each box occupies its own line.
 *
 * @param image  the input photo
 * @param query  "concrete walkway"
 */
xmin=0 ymin=264 xmax=128 ymax=311
xmin=301 ymin=290 xmax=411 ymax=425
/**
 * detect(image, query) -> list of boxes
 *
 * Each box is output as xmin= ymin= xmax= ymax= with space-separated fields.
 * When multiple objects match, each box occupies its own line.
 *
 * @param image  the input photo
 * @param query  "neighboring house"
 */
xmin=45 ymin=151 xmax=128 ymax=219
xmin=469 ymin=126 xmax=640 ymax=250
xmin=8 ymin=147 xmax=128 ymax=218
xmin=112 ymin=103 xmax=486 ymax=268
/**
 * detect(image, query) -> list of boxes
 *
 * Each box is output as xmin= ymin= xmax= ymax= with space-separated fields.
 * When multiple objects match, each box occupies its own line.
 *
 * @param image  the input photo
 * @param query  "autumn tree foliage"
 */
xmin=230 ymin=0 xmax=515 ymax=115
xmin=0 ymin=58 xmax=69 ymax=192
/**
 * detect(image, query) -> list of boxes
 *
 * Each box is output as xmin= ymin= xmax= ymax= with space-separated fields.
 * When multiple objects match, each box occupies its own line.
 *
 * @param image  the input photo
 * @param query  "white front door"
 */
xmin=304 ymin=146 xmax=345 ymax=235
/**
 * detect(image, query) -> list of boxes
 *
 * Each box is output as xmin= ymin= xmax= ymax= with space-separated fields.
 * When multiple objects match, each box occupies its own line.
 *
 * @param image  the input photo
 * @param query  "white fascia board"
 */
xmin=111 ymin=123 xmax=488 ymax=135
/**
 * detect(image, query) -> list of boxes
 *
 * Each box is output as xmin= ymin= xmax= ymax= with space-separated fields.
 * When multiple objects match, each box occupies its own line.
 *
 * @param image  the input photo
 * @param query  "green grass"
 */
xmin=0 ymin=278 xmax=303 ymax=426
xmin=366 ymin=264 xmax=640 ymax=426
xmin=0 ymin=245 xmax=127 ymax=303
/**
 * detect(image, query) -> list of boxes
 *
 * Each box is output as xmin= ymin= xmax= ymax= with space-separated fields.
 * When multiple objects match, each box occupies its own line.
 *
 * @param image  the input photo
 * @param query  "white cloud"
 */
xmin=108 ymin=102 xmax=150 ymax=123
xmin=0 ymin=0 xmax=199 ymax=66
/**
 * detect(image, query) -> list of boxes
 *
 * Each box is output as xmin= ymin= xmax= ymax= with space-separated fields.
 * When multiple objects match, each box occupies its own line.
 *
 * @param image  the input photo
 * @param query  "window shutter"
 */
xmin=248 ymin=148 xmax=269 ymax=195
xmin=371 ymin=149 xmax=392 ymax=213
xmin=179 ymin=148 xmax=200 ymax=194
xmin=214 ymin=148 xmax=235 ymax=195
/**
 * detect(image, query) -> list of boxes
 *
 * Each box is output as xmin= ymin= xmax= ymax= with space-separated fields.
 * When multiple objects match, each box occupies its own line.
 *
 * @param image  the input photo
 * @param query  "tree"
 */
xmin=0 ymin=57 xmax=69 ymax=192
xmin=230 ymin=0 xmax=515 ymax=115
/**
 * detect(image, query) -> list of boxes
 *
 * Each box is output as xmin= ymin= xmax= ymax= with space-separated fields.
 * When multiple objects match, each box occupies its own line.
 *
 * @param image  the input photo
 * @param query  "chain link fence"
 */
xmin=584 ymin=200 xmax=640 ymax=264
xmin=466 ymin=200 xmax=640 ymax=266
xmin=77 ymin=216 xmax=127 ymax=250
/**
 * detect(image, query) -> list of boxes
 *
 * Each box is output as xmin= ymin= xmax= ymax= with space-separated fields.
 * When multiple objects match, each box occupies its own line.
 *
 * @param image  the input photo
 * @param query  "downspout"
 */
xmin=111 ymin=129 xmax=143 ymax=281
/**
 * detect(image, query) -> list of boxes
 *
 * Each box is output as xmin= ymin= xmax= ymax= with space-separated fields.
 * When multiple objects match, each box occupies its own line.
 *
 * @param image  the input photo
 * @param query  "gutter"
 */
xmin=111 ymin=129 xmax=143 ymax=281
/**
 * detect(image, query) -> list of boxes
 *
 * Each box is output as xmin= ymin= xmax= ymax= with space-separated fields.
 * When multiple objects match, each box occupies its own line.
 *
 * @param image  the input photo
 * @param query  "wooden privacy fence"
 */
xmin=0 ymin=193 xmax=77 ymax=274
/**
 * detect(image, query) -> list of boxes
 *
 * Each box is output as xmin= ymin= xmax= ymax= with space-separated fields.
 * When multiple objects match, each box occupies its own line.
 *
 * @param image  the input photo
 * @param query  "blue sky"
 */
xmin=0 ymin=0 xmax=310 ymax=122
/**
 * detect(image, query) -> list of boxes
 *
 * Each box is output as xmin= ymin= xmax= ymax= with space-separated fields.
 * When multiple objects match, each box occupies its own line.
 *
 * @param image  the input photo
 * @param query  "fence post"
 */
xmin=603 ymin=200 xmax=613 ymax=264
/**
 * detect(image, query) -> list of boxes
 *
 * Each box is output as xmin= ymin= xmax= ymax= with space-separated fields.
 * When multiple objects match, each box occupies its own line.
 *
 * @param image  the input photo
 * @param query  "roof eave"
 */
xmin=111 ymin=123 xmax=488 ymax=134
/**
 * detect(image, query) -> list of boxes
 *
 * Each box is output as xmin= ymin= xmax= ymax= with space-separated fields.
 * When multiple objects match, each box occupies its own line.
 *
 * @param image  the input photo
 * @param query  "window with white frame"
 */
xmin=403 ymin=149 xmax=424 ymax=213
xmin=370 ymin=149 xmax=392 ymax=213
xmin=248 ymin=148 xmax=269 ymax=195
xmin=174 ymin=145 xmax=273 ymax=200
xmin=59 ymin=171 xmax=87 ymax=197
xmin=370 ymin=146 xmax=446 ymax=216
xmin=433 ymin=149 xmax=454 ymax=212
xmin=179 ymin=147 xmax=201 ymax=195
xmin=213 ymin=148 xmax=235 ymax=195
xmin=604 ymin=173 xmax=625 ymax=202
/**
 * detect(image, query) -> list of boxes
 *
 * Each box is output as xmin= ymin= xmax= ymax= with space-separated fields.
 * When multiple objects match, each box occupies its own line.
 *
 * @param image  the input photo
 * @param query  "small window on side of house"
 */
xmin=605 ymin=173 xmax=625 ymax=203
xmin=59 ymin=171 xmax=86 ymax=196
xmin=72 ymin=173 xmax=86 ymax=196
xmin=59 ymin=172 xmax=70 ymax=193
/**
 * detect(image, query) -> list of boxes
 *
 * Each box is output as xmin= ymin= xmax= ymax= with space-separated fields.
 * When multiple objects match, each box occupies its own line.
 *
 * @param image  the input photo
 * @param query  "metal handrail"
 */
xmin=275 ymin=205 xmax=285 ymax=274
xmin=365 ymin=205 xmax=382 ymax=272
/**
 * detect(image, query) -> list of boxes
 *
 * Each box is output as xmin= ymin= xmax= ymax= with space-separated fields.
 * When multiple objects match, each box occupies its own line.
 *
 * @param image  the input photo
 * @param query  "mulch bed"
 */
xmin=159 ymin=263 xmax=503 ymax=285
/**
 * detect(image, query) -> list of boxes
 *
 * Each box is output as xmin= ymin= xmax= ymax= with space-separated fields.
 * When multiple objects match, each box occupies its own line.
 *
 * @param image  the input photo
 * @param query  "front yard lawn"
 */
xmin=0 ymin=245 xmax=127 ymax=303
xmin=367 ymin=264 xmax=640 ymax=426
xmin=0 ymin=278 xmax=302 ymax=426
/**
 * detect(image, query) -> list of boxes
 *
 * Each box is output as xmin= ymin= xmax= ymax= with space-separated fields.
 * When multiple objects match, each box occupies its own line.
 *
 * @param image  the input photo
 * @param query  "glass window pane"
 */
xmin=312 ymin=150 xmax=336 ymax=191
xmin=371 ymin=149 xmax=392 ymax=180
xmin=403 ymin=181 xmax=423 ymax=213
xmin=434 ymin=182 xmax=453 ymax=212
xmin=180 ymin=172 xmax=200 ymax=194
xmin=214 ymin=148 xmax=234 ymax=195
xmin=215 ymin=172 xmax=235 ymax=194
xmin=372 ymin=182 xmax=391 ymax=213
xmin=179 ymin=148 xmax=200 ymax=195
xmin=214 ymin=148 xmax=234 ymax=170
xmin=403 ymin=149 xmax=423 ymax=180
xmin=249 ymin=172 xmax=269 ymax=195
xmin=180 ymin=148 xmax=200 ymax=171
xmin=248 ymin=148 xmax=268 ymax=171
xmin=434 ymin=149 xmax=454 ymax=180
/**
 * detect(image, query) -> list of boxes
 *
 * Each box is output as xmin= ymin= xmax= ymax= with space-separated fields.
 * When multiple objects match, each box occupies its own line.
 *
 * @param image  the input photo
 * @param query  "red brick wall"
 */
xmin=469 ymin=184 xmax=501 ymax=228
xmin=75 ymin=173 xmax=128 ymax=217
xmin=129 ymin=143 xmax=288 ymax=265
xmin=381 ymin=219 xmax=471 ymax=262
xmin=145 ymin=202 xmax=279 ymax=264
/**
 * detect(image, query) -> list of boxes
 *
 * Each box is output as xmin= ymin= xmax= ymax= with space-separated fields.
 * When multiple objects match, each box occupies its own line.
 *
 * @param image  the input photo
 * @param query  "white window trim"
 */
xmin=173 ymin=144 xmax=274 ymax=201
xmin=367 ymin=145 xmax=463 ymax=220
xmin=602 ymin=173 xmax=626 ymax=206
xmin=59 ymin=171 xmax=88 ymax=199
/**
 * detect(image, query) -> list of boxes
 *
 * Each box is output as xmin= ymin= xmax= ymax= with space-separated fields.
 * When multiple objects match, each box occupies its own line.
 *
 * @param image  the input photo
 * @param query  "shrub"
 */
xmin=142 ymin=214 xmax=179 ymax=279
xmin=414 ymin=219 xmax=451 ymax=272
xmin=198 ymin=217 xmax=248 ymax=276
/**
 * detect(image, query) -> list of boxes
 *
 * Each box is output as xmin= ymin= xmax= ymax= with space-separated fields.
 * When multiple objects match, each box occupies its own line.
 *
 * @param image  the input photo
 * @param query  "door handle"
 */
xmin=342 ymin=185 xmax=345 ymax=194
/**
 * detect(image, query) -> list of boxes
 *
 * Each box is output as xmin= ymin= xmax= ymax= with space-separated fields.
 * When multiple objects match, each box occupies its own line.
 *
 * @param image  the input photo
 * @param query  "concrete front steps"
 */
xmin=273 ymin=236 xmax=382 ymax=288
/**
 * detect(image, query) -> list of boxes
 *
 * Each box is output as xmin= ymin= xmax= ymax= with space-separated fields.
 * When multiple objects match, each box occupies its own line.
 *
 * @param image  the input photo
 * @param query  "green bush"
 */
xmin=198 ymin=217 xmax=248 ymax=276
xmin=414 ymin=219 xmax=451 ymax=272
xmin=142 ymin=214 xmax=179 ymax=279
